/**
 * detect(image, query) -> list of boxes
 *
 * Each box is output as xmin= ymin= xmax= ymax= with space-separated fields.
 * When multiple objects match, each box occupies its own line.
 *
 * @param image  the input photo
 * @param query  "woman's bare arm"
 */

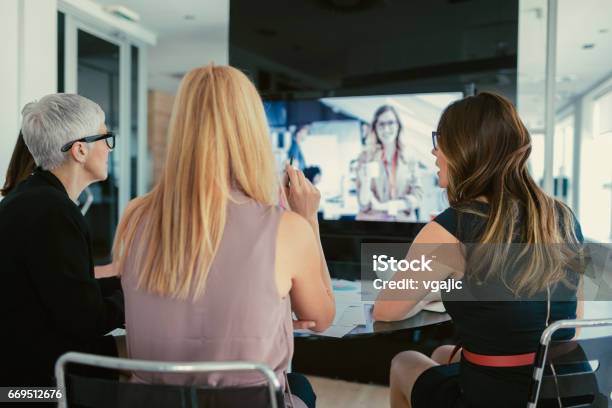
xmin=373 ymin=221 xmax=463 ymax=321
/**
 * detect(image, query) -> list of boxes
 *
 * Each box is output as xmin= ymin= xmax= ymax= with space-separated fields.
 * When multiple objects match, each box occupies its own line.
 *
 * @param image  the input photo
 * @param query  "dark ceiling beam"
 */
xmin=342 ymin=54 xmax=517 ymax=88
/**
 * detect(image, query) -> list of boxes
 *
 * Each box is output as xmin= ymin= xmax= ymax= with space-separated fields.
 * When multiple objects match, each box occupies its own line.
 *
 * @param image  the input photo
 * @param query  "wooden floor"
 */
xmin=307 ymin=376 xmax=389 ymax=408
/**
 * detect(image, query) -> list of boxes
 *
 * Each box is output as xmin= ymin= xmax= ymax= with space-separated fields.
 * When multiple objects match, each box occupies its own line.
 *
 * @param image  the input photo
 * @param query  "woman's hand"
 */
xmin=94 ymin=263 xmax=116 ymax=278
xmin=283 ymin=162 xmax=321 ymax=222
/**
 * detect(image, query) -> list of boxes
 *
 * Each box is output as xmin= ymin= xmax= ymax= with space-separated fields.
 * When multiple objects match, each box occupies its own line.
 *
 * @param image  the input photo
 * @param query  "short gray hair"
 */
xmin=21 ymin=93 xmax=105 ymax=170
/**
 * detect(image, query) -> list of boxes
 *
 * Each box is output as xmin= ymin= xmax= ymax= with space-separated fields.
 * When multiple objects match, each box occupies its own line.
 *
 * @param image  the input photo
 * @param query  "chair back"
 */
xmin=527 ymin=318 xmax=612 ymax=408
xmin=55 ymin=352 xmax=284 ymax=408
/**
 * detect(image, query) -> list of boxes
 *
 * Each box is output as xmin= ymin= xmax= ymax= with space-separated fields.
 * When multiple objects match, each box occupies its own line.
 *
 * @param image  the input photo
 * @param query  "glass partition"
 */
xmin=76 ymin=28 xmax=121 ymax=263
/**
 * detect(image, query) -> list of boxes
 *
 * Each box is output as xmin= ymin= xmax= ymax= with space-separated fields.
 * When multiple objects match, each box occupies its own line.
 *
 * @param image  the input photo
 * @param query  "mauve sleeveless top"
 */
xmin=121 ymin=190 xmax=295 ymax=392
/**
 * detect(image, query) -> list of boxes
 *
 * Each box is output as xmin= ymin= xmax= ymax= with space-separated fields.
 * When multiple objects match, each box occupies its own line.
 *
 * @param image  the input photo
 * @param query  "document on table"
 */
xmin=293 ymin=279 xmax=372 ymax=338
xmin=423 ymin=301 xmax=446 ymax=313
xmin=295 ymin=324 xmax=356 ymax=338
xmin=335 ymin=305 xmax=367 ymax=326
xmin=107 ymin=328 xmax=126 ymax=336
xmin=294 ymin=300 xmax=368 ymax=338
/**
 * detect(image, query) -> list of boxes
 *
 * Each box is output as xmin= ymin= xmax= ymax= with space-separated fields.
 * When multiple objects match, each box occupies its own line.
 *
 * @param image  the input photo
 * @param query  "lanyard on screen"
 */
xmin=382 ymin=149 xmax=398 ymax=199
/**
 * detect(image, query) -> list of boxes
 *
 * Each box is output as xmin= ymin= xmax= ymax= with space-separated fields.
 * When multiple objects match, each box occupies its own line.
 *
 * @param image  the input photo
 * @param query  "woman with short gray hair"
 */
xmin=0 ymin=93 xmax=124 ymax=387
xmin=18 ymin=93 xmax=115 ymax=200
xmin=21 ymin=93 xmax=105 ymax=170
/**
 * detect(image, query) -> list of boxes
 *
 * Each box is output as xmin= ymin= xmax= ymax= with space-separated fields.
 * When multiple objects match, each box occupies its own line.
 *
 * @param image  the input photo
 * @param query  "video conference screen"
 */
xmin=265 ymin=92 xmax=463 ymax=222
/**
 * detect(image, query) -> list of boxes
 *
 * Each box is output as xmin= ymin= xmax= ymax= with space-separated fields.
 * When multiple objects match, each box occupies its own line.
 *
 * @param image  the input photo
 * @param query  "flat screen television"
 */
xmin=265 ymin=92 xmax=463 ymax=224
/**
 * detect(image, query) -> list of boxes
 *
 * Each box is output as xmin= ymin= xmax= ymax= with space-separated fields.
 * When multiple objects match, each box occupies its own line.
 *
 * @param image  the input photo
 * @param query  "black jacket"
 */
xmin=0 ymin=169 xmax=124 ymax=386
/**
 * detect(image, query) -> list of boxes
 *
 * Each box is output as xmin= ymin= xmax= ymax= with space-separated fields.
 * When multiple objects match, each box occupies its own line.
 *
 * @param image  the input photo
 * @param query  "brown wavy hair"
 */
xmin=436 ymin=92 xmax=581 ymax=296
xmin=1 ymin=132 xmax=35 ymax=196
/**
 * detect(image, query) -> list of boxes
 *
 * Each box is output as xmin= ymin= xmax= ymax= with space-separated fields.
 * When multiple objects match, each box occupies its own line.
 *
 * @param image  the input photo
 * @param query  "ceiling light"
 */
xmin=582 ymin=43 xmax=595 ymax=49
xmin=103 ymin=5 xmax=140 ymax=22
xmin=598 ymin=28 xmax=609 ymax=33
xmin=184 ymin=14 xmax=196 ymax=20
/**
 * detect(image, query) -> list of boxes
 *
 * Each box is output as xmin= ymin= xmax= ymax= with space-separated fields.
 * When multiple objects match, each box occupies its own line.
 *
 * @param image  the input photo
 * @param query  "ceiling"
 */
xmin=91 ymin=0 xmax=612 ymax=122
xmin=231 ymin=0 xmax=517 ymax=80
xmin=94 ymin=0 xmax=228 ymax=36
xmin=557 ymin=0 xmax=612 ymax=102
xmin=518 ymin=0 xmax=612 ymax=129
xmin=94 ymin=0 xmax=229 ymax=93
xmin=230 ymin=0 xmax=519 ymax=98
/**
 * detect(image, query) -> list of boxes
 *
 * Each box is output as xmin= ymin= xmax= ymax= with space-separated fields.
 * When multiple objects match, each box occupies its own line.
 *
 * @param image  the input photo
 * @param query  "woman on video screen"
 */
xmin=355 ymin=105 xmax=422 ymax=221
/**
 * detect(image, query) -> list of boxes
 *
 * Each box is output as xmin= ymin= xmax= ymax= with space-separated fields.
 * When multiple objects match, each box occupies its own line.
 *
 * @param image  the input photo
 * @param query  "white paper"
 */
xmin=292 ymin=279 xmax=370 ymax=337
xmin=336 ymin=305 xmax=367 ymax=326
xmin=295 ymin=324 xmax=356 ymax=338
xmin=107 ymin=328 xmax=126 ymax=336
xmin=423 ymin=301 xmax=446 ymax=313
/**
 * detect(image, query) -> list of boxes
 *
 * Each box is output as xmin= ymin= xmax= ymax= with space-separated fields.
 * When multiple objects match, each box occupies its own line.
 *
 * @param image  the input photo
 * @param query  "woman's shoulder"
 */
xmin=433 ymin=203 xmax=488 ymax=242
xmin=433 ymin=207 xmax=459 ymax=236
xmin=276 ymin=212 xmax=317 ymax=274
xmin=278 ymin=211 xmax=313 ymax=238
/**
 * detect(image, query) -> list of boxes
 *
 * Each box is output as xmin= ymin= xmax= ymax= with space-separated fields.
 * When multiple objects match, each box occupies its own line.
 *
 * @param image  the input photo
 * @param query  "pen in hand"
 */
xmin=279 ymin=158 xmax=294 ymax=210
xmin=286 ymin=156 xmax=294 ymax=188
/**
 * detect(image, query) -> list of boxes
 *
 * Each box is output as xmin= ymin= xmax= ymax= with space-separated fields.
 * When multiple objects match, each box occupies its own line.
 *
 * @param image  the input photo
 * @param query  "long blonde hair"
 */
xmin=113 ymin=64 xmax=277 ymax=299
xmin=437 ymin=92 xmax=581 ymax=296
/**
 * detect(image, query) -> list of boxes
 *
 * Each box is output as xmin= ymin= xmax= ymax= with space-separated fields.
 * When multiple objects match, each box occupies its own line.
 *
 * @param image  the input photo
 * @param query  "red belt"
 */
xmin=462 ymin=348 xmax=536 ymax=367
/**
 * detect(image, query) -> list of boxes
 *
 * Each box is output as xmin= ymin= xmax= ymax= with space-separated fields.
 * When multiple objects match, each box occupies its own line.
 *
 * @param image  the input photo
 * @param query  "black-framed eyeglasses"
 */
xmin=60 ymin=132 xmax=116 ymax=152
xmin=376 ymin=120 xmax=399 ymax=130
xmin=432 ymin=131 xmax=439 ymax=150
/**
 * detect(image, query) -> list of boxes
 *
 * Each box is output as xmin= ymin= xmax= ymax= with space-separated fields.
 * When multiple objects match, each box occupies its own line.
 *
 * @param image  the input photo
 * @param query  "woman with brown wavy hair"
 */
xmin=1 ymin=132 xmax=35 ymax=197
xmin=374 ymin=92 xmax=583 ymax=407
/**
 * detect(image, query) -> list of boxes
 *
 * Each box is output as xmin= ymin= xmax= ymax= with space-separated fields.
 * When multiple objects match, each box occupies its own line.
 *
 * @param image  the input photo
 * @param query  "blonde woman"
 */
xmin=113 ymin=65 xmax=335 ymax=408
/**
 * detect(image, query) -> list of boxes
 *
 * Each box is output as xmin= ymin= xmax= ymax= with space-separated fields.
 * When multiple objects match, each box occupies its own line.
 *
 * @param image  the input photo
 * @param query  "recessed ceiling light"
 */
xmin=184 ymin=14 xmax=196 ymax=20
xmin=598 ymin=28 xmax=609 ymax=33
xmin=582 ymin=43 xmax=595 ymax=49
xmin=103 ymin=5 xmax=140 ymax=22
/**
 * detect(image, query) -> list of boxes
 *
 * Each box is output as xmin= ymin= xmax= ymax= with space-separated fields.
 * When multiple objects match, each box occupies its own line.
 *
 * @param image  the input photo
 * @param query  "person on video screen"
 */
xmin=355 ymin=105 xmax=422 ymax=221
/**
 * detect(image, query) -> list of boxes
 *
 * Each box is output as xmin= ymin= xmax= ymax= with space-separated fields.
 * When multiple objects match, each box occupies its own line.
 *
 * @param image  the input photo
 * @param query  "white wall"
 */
xmin=147 ymin=0 xmax=229 ymax=94
xmin=148 ymin=28 xmax=229 ymax=94
xmin=0 ymin=0 xmax=57 ymax=188
xmin=0 ymin=1 xmax=20 ymax=184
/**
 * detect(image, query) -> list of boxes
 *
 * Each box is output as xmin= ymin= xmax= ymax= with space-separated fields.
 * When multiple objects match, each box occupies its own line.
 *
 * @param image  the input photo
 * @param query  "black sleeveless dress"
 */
xmin=410 ymin=203 xmax=583 ymax=408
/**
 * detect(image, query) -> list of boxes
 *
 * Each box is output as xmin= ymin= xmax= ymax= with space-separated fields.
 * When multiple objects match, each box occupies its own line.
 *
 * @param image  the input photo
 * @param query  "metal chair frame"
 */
xmin=527 ymin=318 xmax=612 ymax=408
xmin=55 ymin=351 xmax=282 ymax=408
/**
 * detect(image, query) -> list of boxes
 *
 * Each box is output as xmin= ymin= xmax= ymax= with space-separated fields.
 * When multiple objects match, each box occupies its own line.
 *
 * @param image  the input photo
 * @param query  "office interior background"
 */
xmin=1 ymin=0 xmax=611 ymax=404
xmin=2 ymin=0 xmax=611 ymax=247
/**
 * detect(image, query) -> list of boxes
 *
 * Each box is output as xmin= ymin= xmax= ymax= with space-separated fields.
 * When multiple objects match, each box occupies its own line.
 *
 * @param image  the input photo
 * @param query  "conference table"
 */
xmin=108 ymin=281 xmax=612 ymax=386
xmin=292 ymin=282 xmax=455 ymax=385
